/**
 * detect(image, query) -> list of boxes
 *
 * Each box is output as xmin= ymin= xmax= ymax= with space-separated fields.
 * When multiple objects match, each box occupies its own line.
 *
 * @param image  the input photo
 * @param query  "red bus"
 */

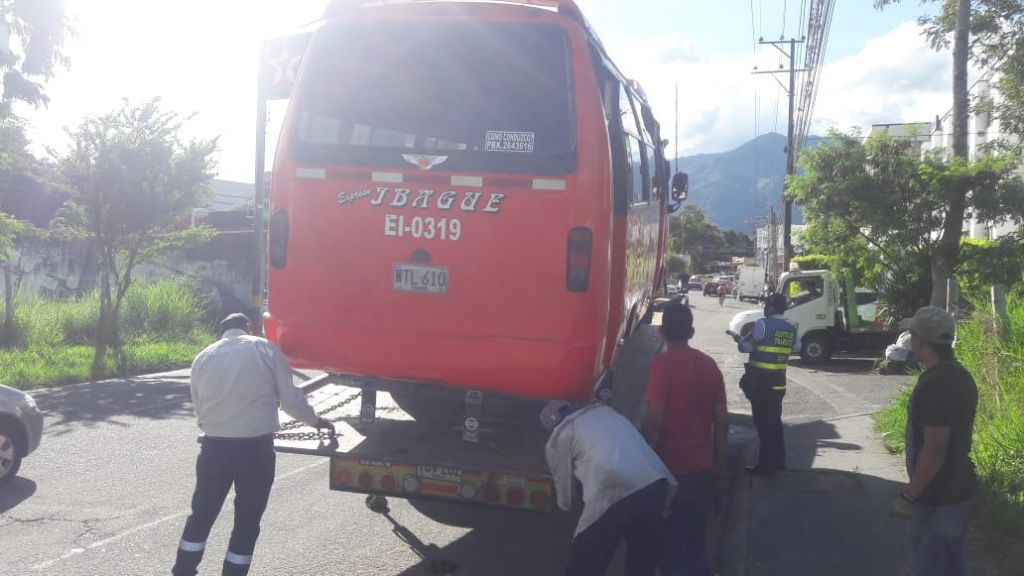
xmin=264 ymin=0 xmax=686 ymax=402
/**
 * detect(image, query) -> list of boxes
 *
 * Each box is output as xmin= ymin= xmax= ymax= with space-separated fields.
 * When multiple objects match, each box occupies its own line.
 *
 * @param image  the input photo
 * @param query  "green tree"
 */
xmin=0 ymin=117 xmax=58 ymax=346
xmin=0 ymin=210 xmax=24 ymax=345
xmin=0 ymin=0 xmax=72 ymax=115
xmin=789 ymin=130 xmax=1024 ymax=320
xmin=57 ymin=100 xmax=216 ymax=378
xmin=674 ymin=205 xmax=724 ymax=272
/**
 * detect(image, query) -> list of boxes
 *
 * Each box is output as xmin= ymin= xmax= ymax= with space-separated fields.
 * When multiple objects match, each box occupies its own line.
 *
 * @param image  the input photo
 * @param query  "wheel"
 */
xmin=640 ymin=302 xmax=654 ymax=325
xmin=800 ymin=332 xmax=834 ymax=365
xmin=0 ymin=421 xmax=24 ymax=486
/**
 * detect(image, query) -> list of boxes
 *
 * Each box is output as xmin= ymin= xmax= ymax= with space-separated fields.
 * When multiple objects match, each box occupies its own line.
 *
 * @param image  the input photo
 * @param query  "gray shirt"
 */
xmin=190 ymin=329 xmax=320 ymax=438
xmin=545 ymin=404 xmax=675 ymax=535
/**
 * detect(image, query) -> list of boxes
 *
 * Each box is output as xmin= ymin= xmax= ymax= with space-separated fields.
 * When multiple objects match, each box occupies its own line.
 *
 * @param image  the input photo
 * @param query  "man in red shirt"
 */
xmin=644 ymin=301 xmax=728 ymax=576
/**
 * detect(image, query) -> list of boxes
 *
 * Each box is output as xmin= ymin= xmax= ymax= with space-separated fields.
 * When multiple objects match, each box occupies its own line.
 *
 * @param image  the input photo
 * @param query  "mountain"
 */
xmin=675 ymin=132 xmax=806 ymax=233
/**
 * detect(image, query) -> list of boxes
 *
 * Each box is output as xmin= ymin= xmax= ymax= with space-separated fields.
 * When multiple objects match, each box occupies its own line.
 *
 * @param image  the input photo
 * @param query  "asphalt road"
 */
xmin=0 ymin=292 xmax=908 ymax=576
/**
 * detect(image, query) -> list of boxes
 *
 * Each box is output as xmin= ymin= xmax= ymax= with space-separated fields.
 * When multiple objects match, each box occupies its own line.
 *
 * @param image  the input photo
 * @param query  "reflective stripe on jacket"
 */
xmin=749 ymin=316 xmax=798 ymax=373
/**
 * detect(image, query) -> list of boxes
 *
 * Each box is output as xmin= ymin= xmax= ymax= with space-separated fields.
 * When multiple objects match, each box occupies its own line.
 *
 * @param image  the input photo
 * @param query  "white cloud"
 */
xmin=611 ymin=20 xmax=953 ymax=159
xmin=811 ymin=21 xmax=952 ymax=137
xmin=21 ymin=4 xmax=955 ymax=182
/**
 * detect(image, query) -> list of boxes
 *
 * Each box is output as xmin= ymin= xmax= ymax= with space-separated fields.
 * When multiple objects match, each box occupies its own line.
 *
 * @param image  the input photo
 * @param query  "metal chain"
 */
xmin=274 ymin=390 xmax=362 ymax=441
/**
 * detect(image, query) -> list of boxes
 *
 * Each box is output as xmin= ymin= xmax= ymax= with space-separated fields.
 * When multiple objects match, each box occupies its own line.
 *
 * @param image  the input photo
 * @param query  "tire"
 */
xmin=640 ymin=302 xmax=655 ymax=325
xmin=0 ymin=421 xmax=24 ymax=486
xmin=800 ymin=332 xmax=834 ymax=365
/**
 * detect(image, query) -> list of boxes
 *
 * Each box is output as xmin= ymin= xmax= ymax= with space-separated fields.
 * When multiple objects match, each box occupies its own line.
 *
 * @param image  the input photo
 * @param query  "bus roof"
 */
xmin=319 ymin=0 xmax=658 ymax=109
xmin=325 ymin=0 xmax=583 ymax=19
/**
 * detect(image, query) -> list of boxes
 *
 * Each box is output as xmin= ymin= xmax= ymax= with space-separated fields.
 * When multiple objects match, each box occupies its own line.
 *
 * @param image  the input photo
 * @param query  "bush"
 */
xmin=957 ymin=235 xmax=1024 ymax=300
xmin=791 ymin=254 xmax=831 ymax=271
xmin=0 ymin=278 xmax=214 ymax=389
xmin=120 ymin=278 xmax=208 ymax=338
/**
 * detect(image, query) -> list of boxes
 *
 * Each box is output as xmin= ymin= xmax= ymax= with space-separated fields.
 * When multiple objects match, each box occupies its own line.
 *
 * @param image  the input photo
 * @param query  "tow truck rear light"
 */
xmin=358 ymin=472 xmax=374 ymax=489
xmin=566 ymin=227 xmax=593 ymax=292
xmin=530 ymin=490 xmax=550 ymax=510
xmin=380 ymin=474 xmax=397 ymax=492
xmin=336 ymin=470 xmax=352 ymax=486
xmin=482 ymin=482 xmax=501 ymax=503
xmin=269 ymin=209 xmax=289 ymax=269
xmin=506 ymin=488 xmax=525 ymax=507
xmin=402 ymin=475 xmax=421 ymax=493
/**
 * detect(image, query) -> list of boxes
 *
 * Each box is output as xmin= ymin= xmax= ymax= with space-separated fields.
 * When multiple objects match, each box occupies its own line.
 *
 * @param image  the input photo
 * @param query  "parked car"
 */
xmin=666 ymin=282 xmax=681 ymax=297
xmin=0 ymin=384 xmax=43 ymax=486
xmin=688 ymin=279 xmax=705 ymax=291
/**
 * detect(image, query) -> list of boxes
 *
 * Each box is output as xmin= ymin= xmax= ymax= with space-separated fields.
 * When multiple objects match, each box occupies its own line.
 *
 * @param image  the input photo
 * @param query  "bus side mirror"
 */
xmin=671 ymin=172 xmax=689 ymax=202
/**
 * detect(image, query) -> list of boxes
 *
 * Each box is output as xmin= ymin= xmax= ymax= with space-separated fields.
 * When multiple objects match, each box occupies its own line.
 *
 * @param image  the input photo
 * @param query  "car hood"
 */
xmin=728 ymin=309 xmax=765 ymax=335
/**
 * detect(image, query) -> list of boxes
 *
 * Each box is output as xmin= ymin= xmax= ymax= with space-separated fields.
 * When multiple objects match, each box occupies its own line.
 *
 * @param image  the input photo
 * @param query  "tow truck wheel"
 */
xmin=800 ymin=333 xmax=833 ymax=364
xmin=0 ymin=421 xmax=24 ymax=486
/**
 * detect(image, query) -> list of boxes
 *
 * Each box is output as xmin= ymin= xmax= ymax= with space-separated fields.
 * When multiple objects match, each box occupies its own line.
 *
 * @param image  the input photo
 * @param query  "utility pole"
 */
xmin=674 ymin=83 xmax=679 ymax=173
xmin=753 ymin=37 xmax=806 ymax=272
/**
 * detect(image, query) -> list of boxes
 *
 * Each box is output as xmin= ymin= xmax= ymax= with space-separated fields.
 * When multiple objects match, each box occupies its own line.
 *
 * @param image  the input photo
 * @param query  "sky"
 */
xmin=20 ymin=0 xmax=950 ymax=183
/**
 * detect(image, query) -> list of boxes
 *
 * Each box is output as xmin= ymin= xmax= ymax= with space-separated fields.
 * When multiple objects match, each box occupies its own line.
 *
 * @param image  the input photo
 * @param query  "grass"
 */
xmin=875 ymin=295 xmax=1024 ymax=569
xmin=0 ymin=278 xmax=215 ymax=390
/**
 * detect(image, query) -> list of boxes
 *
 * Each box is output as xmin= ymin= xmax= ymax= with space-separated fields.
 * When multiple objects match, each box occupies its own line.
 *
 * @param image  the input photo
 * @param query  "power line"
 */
xmin=750 ymin=0 xmax=757 ymax=52
xmin=782 ymin=0 xmax=788 ymax=38
xmin=772 ymin=85 xmax=782 ymax=134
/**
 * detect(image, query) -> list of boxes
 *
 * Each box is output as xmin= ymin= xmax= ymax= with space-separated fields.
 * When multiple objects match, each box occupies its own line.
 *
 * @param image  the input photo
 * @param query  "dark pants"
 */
xmin=566 ymin=479 xmax=669 ymax=576
xmin=741 ymin=368 xmax=787 ymax=470
xmin=908 ymin=499 xmax=971 ymax=576
xmin=172 ymin=435 xmax=276 ymax=576
xmin=661 ymin=470 xmax=713 ymax=576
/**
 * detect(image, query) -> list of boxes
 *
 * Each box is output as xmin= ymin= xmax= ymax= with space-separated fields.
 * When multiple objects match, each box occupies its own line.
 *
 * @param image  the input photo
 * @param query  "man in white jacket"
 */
xmin=172 ymin=314 xmax=334 ymax=576
xmin=542 ymin=401 xmax=676 ymax=576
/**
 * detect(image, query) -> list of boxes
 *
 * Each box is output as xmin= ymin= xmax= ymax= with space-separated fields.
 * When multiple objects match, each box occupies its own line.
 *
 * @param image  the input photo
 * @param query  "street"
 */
xmin=0 ymin=292 xmax=909 ymax=576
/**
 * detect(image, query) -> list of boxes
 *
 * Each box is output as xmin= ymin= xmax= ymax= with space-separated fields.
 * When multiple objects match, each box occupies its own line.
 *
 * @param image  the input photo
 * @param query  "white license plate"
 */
xmin=393 ymin=264 xmax=448 ymax=294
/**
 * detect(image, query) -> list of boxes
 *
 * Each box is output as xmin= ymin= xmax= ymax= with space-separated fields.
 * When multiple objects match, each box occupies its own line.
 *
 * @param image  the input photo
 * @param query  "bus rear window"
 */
xmin=291 ymin=21 xmax=577 ymax=175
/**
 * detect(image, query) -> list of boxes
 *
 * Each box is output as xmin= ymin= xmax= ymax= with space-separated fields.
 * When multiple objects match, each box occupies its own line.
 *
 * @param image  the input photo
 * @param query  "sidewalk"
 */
xmin=726 ymin=414 xmax=910 ymax=576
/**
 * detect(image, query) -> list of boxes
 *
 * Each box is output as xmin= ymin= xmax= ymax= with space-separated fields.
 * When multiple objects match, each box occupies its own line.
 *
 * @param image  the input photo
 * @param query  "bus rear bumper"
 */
xmin=265 ymin=317 xmax=601 ymax=401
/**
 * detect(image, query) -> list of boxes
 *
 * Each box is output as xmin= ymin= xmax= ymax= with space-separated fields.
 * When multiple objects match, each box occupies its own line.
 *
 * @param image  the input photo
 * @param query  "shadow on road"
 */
xmin=746 ymin=466 xmax=906 ymax=576
xmin=32 ymin=373 xmax=192 ymax=434
xmin=792 ymin=357 xmax=882 ymax=375
xmin=0 ymin=476 xmax=37 ymax=514
xmin=393 ymin=498 xmax=577 ymax=576
xmin=730 ymin=417 xmax=907 ymax=576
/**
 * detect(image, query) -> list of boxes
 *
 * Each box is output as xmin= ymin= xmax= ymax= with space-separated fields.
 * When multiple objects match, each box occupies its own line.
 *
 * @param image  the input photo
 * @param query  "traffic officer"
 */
xmin=172 ymin=313 xmax=334 ymax=576
xmin=733 ymin=293 xmax=800 ymax=475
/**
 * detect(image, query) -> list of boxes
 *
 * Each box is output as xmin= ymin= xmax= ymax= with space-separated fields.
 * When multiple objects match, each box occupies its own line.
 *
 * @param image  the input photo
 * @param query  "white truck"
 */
xmin=728 ymin=269 xmax=896 ymax=364
xmin=737 ymin=266 xmax=766 ymax=303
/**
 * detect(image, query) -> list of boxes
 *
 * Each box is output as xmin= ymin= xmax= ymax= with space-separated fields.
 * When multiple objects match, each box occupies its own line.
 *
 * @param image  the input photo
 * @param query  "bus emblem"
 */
xmin=402 ymin=154 xmax=449 ymax=171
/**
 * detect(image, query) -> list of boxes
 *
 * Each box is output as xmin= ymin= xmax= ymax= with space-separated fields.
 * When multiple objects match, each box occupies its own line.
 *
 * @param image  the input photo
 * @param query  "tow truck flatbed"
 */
xmin=275 ymin=375 xmax=553 ymax=511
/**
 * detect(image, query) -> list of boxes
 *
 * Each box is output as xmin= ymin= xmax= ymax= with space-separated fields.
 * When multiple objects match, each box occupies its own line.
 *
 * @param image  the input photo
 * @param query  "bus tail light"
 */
xmin=566 ymin=227 xmax=593 ymax=292
xmin=269 ymin=209 xmax=289 ymax=269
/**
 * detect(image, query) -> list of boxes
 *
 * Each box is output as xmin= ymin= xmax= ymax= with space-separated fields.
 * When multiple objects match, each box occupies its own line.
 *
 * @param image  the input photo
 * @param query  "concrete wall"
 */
xmin=8 ymin=233 xmax=256 ymax=316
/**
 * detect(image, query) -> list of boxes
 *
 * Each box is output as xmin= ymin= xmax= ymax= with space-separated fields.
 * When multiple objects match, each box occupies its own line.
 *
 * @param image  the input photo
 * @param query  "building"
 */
xmin=919 ymin=72 xmax=1021 ymax=241
xmin=756 ymin=223 xmax=806 ymax=273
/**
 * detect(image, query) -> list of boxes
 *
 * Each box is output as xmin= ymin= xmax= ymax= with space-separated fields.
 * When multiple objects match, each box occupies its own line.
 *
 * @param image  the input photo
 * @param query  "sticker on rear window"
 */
xmin=485 ymin=131 xmax=535 ymax=153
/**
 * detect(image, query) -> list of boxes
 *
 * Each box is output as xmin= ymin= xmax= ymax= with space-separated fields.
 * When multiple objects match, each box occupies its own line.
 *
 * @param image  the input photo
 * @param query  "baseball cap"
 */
xmin=539 ymin=401 xmax=575 ymax=431
xmin=909 ymin=306 xmax=956 ymax=346
xmin=220 ymin=313 xmax=252 ymax=333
